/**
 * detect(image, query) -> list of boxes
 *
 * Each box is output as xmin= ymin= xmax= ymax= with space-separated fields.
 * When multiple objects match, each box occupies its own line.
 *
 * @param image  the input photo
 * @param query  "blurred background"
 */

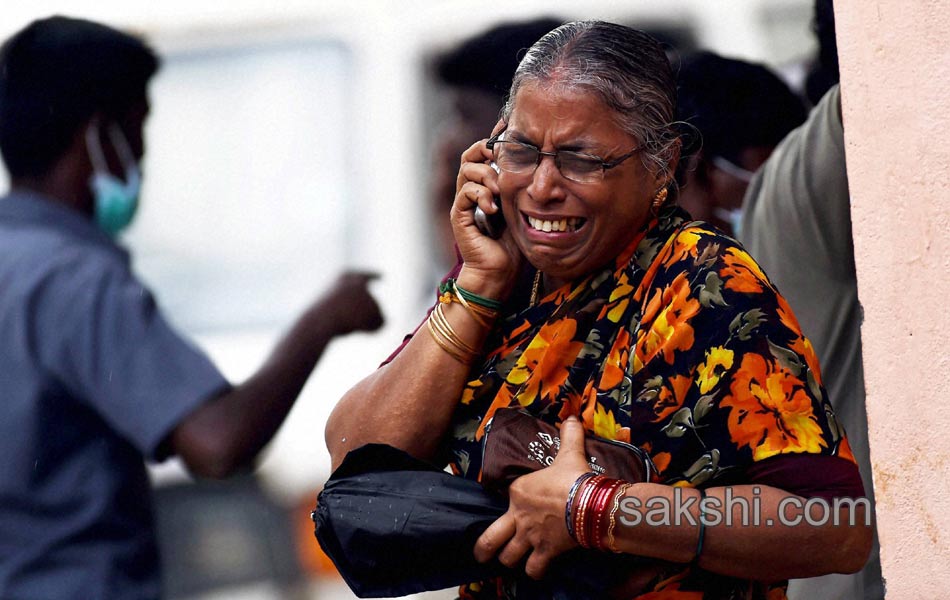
xmin=1 ymin=1 xmax=818 ymax=598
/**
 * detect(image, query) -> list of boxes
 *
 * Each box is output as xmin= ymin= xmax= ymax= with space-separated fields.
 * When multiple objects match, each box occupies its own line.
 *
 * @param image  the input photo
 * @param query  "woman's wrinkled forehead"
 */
xmin=507 ymin=81 xmax=634 ymax=141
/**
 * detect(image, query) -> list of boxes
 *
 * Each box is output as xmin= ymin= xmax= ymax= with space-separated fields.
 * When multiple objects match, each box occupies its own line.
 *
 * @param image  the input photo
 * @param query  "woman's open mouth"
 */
xmin=525 ymin=215 xmax=586 ymax=233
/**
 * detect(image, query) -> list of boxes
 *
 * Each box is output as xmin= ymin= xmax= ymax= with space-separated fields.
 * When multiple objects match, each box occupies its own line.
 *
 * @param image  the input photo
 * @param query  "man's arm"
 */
xmin=170 ymin=271 xmax=383 ymax=479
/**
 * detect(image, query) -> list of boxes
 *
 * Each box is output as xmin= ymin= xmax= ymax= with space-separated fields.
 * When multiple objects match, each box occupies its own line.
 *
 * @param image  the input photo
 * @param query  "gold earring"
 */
xmin=651 ymin=187 xmax=668 ymax=214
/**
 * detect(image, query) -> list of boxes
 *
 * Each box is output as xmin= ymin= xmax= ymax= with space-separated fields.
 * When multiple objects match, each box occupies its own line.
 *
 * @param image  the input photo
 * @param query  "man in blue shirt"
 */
xmin=0 ymin=16 xmax=383 ymax=599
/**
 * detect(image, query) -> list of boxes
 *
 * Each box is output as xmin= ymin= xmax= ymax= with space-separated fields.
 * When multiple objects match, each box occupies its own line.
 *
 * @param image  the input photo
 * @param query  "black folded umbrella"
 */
xmin=313 ymin=444 xmax=664 ymax=599
xmin=314 ymin=444 xmax=508 ymax=596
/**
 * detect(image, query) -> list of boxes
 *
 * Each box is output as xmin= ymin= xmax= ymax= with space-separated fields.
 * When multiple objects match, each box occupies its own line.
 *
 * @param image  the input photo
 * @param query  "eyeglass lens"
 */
xmin=492 ymin=141 xmax=603 ymax=183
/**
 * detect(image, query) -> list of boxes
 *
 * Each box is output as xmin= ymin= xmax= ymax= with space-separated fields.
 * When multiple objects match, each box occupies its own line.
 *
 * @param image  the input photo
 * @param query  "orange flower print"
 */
xmin=572 ymin=380 xmax=598 ymax=425
xmin=636 ymin=272 xmax=701 ymax=366
xmin=487 ymin=318 xmax=533 ymax=359
xmin=775 ymin=293 xmax=804 ymax=338
xmin=655 ymin=374 xmax=692 ymax=422
xmin=580 ymin=383 xmax=630 ymax=443
xmin=460 ymin=380 xmax=482 ymax=405
xmin=666 ymin=228 xmax=704 ymax=264
xmin=651 ymin=451 xmax=672 ymax=474
xmin=593 ymin=404 xmax=630 ymax=442
xmin=599 ymin=328 xmax=631 ymax=390
xmin=837 ymin=435 xmax=856 ymax=463
xmin=555 ymin=386 xmax=584 ymax=423
xmin=632 ymin=347 xmax=644 ymax=374
xmin=474 ymin=383 xmax=515 ymax=441
xmin=722 ymin=353 xmax=827 ymax=461
xmin=774 ymin=295 xmax=826 ymax=386
xmin=792 ymin=335 xmax=824 ymax=387
xmin=695 ymin=346 xmax=735 ymax=394
xmin=603 ymin=272 xmax=635 ymax=323
xmin=720 ymin=247 xmax=769 ymax=294
xmin=505 ymin=318 xmax=584 ymax=406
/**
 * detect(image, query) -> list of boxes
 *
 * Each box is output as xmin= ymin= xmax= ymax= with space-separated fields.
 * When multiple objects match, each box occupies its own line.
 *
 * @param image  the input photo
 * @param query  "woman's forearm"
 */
xmin=613 ymin=483 xmax=872 ymax=580
xmin=325 ymin=325 xmax=471 ymax=468
xmin=325 ymin=299 xmax=495 ymax=470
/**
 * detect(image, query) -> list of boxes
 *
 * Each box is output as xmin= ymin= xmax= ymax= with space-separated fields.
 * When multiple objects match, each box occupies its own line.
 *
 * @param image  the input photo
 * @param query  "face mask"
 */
xmin=85 ymin=122 xmax=142 ymax=236
xmin=713 ymin=207 xmax=743 ymax=239
xmin=710 ymin=156 xmax=755 ymax=183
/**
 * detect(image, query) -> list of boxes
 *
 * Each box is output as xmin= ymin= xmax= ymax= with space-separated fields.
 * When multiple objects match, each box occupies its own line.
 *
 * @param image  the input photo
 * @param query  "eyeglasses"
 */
xmin=486 ymin=132 xmax=642 ymax=184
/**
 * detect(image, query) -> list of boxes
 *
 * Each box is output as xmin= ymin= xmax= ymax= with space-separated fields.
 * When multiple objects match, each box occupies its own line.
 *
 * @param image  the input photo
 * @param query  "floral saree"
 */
xmin=436 ymin=205 xmax=859 ymax=599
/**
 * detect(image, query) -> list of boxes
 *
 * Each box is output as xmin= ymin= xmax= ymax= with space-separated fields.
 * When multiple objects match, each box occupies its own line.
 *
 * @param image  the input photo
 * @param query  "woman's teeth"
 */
xmin=527 ymin=216 xmax=583 ymax=233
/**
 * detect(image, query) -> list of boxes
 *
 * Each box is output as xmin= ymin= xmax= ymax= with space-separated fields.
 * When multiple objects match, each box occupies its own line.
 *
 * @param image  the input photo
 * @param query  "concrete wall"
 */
xmin=836 ymin=1 xmax=950 ymax=596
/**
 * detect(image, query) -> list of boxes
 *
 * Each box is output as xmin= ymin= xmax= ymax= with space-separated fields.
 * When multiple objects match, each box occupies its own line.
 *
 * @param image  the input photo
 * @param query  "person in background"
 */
xmin=741 ymin=0 xmax=882 ymax=595
xmin=741 ymin=84 xmax=884 ymax=600
xmin=429 ymin=18 xmax=562 ymax=271
xmin=804 ymin=0 xmax=839 ymax=107
xmin=0 ymin=16 xmax=383 ymax=599
xmin=675 ymin=51 xmax=806 ymax=237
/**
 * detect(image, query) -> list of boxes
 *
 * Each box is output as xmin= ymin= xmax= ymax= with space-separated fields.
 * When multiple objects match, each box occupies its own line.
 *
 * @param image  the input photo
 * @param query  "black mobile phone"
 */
xmin=474 ymin=161 xmax=506 ymax=239
xmin=474 ymin=196 xmax=505 ymax=239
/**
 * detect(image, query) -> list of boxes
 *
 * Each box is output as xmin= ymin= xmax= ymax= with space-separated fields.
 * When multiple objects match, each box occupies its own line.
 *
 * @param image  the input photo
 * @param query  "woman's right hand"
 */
xmin=450 ymin=121 xmax=523 ymax=301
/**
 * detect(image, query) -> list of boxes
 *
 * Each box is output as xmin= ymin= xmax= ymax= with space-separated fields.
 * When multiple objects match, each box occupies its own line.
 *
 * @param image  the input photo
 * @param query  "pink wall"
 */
xmin=836 ymin=1 xmax=950 ymax=596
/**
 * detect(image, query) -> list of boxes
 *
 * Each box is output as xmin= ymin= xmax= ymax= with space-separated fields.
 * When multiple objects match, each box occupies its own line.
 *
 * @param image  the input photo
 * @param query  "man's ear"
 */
xmin=49 ymin=117 xmax=100 ymax=215
xmin=76 ymin=114 xmax=103 ymax=172
xmin=62 ymin=114 xmax=101 ymax=175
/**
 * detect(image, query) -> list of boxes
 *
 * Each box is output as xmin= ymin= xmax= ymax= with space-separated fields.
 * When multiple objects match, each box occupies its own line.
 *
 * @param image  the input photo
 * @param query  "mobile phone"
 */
xmin=474 ymin=161 xmax=506 ymax=239
xmin=474 ymin=196 xmax=505 ymax=239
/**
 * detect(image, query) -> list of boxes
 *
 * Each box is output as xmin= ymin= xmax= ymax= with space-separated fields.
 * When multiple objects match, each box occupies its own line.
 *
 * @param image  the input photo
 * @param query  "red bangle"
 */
xmin=587 ymin=480 xmax=609 ymax=550
xmin=573 ymin=475 xmax=605 ymax=548
xmin=576 ymin=477 xmax=622 ymax=551
xmin=591 ymin=479 xmax=623 ymax=551
xmin=607 ymin=483 xmax=632 ymax=552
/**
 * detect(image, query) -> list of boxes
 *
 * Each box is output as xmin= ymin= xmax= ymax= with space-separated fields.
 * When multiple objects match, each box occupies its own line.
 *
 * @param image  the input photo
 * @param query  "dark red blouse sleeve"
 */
xmin=744 ymin=453 xmax=865 ymax=502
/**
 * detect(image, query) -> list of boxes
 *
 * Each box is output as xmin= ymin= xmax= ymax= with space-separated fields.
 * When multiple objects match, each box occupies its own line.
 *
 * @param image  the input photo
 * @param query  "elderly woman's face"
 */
xmin=499 ymin=83 xmax=663 ymax=286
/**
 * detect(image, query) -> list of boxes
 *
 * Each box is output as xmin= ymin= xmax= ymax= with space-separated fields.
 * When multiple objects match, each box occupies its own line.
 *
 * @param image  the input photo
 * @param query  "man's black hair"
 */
xmin=0 ymin=15 xmax=159 ymax=178
xmin=434 ymin=17 xmax=562 ymax=98
xmin=675 ymin=51 xmax=807 ymax=166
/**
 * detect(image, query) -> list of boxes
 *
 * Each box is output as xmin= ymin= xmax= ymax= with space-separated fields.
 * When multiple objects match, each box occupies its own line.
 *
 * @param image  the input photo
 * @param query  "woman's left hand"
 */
xmin=474 ymin=416 xmax=592 ymax=580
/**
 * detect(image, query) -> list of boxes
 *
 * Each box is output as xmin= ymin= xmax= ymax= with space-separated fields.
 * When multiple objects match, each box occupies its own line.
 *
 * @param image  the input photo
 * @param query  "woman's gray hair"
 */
xmin=502 ymin=21 xmax=679 ymax=186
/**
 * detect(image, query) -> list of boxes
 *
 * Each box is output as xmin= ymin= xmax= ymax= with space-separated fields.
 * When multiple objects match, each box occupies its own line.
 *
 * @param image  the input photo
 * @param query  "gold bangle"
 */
xmin=426 ymin=303 xmax=482 ymax=365
xmin=442 ymin=281 xmax=498 ymax=329
xmin=426 ymin=313 xmax=473 ymax=365
xmin=607 ymin=483 xmax=632 ymax=553
xmin=452 ymin=285 xmax=491 ymax=328
xmin=431 ymin=303 xmax=478 ymax=356
xmin=451 ymin=280 xmax=499 ymax=316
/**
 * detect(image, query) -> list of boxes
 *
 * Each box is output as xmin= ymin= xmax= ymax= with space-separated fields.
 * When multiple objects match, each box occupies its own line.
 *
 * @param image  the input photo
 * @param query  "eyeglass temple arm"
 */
xmin=602 ymin=147 xmax=643 ymax=170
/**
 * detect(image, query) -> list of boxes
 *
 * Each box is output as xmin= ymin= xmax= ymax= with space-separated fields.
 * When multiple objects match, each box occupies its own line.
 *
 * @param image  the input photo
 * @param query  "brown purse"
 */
xmin=480 ymin=407 xmax=654 ymax=496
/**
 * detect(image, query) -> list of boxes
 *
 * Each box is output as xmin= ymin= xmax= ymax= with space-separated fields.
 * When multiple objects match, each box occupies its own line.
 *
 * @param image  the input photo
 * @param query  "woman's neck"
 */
xmin=531 ymin=270 xmax=571 ymax=305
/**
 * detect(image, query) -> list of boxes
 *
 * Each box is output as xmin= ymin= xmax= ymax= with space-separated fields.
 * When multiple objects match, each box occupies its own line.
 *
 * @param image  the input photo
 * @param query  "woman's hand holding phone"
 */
xmin=450 ymin=120 xmax=522 ymax=303
xmin=473 ymin=162 xmax=506 ymax=239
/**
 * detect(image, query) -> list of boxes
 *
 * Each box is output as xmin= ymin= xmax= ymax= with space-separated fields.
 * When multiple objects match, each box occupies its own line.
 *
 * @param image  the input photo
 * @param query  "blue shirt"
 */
xmin=0 ymin=190 xmax=230 ymax=599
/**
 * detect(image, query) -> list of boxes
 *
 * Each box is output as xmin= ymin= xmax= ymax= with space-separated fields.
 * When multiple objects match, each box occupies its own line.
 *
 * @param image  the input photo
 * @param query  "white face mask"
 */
xmin=85 ymin=122 xmax=142 ymax=236
xmin=711 ymin=156 xmax=755 ymax=183
xmin=713 ymin=207 xmax=743 ymax=239
xmin=709 ymin=156 xmax=754 ymax=238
